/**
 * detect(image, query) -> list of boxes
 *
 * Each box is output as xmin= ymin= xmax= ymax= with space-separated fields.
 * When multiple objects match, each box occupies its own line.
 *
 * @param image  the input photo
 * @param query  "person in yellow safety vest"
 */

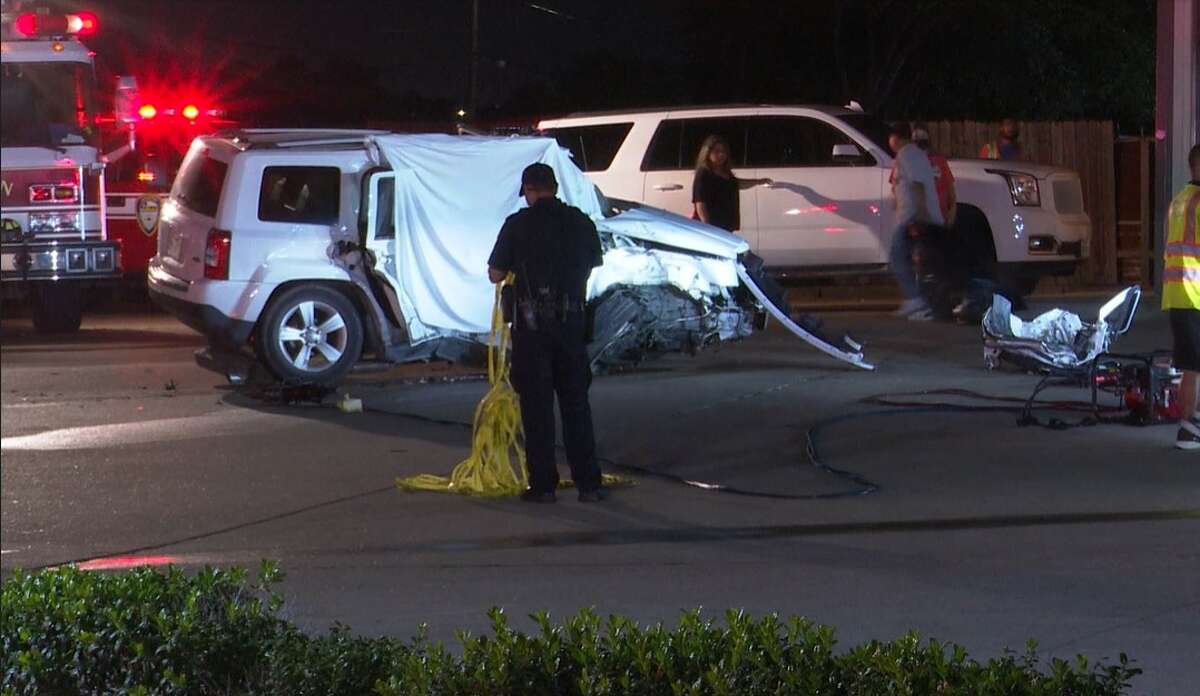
xmin=979 ymin=118 xmax=1024 ymax=161
xmin=1163 ymin=144 xmax=1200 ymax=450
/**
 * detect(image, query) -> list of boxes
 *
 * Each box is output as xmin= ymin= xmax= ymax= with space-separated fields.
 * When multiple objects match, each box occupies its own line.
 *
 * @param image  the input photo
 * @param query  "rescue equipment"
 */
xmin=978 ymin=287 xmax=1182 ymax=428
xmin=982 ymin=286 xmax=1140 ymax=372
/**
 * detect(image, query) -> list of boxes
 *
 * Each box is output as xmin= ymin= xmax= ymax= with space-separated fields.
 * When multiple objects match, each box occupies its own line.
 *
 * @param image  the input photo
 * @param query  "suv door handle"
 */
xmin=652 ymin=183 xmax=683 ymax=191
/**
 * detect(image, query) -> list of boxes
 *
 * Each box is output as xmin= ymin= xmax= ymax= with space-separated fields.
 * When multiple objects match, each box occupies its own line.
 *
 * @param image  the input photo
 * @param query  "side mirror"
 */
xmin=105 ymin=75 xmax=139 ymax=162
xmin=114 ymin=75 xmax=140 ymax=125
xmin=831 ymin=143 xmax=863 ymax=162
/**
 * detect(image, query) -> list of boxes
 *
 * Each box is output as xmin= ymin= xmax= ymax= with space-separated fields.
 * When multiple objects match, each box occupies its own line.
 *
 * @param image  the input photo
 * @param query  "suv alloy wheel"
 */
xmin=256 ymin=284 xmax=363 ymax=386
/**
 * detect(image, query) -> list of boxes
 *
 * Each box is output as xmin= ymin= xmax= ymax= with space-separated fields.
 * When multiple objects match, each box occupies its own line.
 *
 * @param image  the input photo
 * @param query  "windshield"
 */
xmin=839 ymin=113 xmax=892 ymax=156
xmin=1 ymin=62 xmax=97 ymax=148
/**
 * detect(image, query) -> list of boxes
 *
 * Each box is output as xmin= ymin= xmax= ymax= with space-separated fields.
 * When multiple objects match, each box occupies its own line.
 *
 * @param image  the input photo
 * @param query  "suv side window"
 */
xmin=746 ymin=116 xmax=869 ymax=168
xmin=258 ymin=166 xmax=341 ymax=224
xmin=373 ymin=177 xmax=395 ymax=239
xmin=642 ymin=117 xmax=748 ymax=171
xmin=545 ymin=123 xmax=632 ymax=172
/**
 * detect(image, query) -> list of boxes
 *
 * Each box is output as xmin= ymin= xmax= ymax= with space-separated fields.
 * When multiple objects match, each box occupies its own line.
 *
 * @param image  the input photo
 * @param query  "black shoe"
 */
xmin=577 ymin=487 xmax=610 ymax=503
xmin=520 ymin=489 xmax=557 ymax=503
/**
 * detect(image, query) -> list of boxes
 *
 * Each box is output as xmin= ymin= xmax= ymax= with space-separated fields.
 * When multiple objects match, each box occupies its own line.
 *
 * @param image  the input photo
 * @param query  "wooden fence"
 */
xmin=1114 ymin=137 xmax=1154 ymax=287
xmin=925 ymin=120 xmax=1117 ymax=288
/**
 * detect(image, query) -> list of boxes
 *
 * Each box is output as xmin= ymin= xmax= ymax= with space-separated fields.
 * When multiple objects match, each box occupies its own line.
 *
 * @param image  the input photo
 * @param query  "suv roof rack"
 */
xmin=214 ymin=128 xmax=390 ymax=150
xmin=545 ymin=103 xmax=855 ymax=121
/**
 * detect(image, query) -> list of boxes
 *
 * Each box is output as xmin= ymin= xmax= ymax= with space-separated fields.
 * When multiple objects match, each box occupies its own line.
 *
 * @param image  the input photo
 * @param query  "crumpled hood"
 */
xmin=596 ymin=206 xmax=750 ymax=259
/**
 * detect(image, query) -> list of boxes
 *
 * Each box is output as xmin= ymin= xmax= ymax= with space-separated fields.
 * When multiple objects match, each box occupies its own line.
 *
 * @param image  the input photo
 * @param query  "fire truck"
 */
xmin=103 ymin=90 xmax=234 ymax=282
xmin=1 ymin=2 xmax=122 ymax=332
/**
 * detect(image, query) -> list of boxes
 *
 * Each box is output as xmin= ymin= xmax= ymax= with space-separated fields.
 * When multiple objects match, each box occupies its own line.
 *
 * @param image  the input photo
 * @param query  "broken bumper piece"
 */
xmin=737 ymin=265 xmax=874 ymax=371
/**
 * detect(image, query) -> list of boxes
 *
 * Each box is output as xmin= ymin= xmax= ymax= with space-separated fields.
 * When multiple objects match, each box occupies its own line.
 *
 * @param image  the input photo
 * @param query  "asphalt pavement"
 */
xmin=2 ymin=296 xmax=1197 ymax=694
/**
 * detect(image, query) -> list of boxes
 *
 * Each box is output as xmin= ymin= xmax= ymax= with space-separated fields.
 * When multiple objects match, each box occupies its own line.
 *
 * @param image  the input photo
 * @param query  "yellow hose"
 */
xmin=397 ymin=279 xmax=528 ymax=496
xmin=397 ymin=279 xmax=631 ymax=497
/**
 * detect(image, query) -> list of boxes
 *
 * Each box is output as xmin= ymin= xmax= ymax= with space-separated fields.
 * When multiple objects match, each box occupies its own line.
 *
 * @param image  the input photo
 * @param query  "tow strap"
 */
xmin=736 ymin=265 xmax=875 ymax=371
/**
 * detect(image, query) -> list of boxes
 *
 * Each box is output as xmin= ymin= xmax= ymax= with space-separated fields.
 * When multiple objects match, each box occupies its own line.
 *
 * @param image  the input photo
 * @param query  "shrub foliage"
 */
xmin=1 ymin=563 xmax=1140 ymax=695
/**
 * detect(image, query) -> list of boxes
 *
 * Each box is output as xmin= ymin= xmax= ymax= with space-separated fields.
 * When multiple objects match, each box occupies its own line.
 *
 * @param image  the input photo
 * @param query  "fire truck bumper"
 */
xmin=0 ymin=240 xmax=121 ymax=281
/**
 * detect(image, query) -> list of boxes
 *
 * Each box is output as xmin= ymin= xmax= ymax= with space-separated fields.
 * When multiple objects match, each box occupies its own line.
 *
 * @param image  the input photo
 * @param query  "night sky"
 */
xmin=75 ymin=1 xmax=685 ymax=104
xmin=57 ymin=0 xmax=1155 ymax=131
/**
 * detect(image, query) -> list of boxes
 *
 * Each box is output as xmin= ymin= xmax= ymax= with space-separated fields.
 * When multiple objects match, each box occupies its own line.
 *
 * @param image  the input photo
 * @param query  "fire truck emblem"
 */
xmin=136 ymin=196 xmax=162 ymax=235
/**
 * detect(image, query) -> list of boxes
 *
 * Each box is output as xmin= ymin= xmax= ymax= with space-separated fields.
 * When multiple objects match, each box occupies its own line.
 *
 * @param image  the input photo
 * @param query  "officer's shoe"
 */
xmin=577 ymin=486 xmax=610 ymax=503
xmin=520 ymin=489 xmax=557 ymax=503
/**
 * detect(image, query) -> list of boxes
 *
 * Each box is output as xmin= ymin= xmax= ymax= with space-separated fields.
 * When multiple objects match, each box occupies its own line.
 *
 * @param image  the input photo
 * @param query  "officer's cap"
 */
xmin=518 ymin=162 xmax=557 ymax=196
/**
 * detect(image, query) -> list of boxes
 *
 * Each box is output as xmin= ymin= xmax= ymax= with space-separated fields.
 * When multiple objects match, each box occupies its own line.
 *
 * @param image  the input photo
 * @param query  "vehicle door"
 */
xmin=362 ymin=171 xmax=401 ymax=295
xmin=641 ymin=116 xmax=758 ymax=249
xmin=746 ymin=116 xmax=885 ymax=268
xmin=360 ymin=170 xmax=417 ymax=333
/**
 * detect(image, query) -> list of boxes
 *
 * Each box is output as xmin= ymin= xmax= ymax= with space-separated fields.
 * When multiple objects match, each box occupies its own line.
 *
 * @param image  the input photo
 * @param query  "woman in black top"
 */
xmin=691 ymin=134 xmax=771 ymax=232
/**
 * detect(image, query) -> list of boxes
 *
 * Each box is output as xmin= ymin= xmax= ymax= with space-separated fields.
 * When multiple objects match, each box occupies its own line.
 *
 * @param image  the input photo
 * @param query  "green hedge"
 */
xmin=1 ymin=563 xmax=1140 ymax=695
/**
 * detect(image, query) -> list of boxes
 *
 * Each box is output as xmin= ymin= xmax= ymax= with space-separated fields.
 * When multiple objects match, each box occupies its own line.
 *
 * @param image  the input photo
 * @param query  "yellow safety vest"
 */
xmin=1162 ymin=183 xmax=1200 ymax=310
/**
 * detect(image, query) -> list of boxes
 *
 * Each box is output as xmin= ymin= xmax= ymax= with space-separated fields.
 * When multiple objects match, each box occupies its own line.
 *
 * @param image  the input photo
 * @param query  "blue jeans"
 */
xmin=890 ymin=224 xmax=920 ymax=300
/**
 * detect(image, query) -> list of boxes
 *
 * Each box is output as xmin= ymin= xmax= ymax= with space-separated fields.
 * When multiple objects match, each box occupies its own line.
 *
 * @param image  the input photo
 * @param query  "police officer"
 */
xmin=487 ymin=163 xmax=608 ymax=502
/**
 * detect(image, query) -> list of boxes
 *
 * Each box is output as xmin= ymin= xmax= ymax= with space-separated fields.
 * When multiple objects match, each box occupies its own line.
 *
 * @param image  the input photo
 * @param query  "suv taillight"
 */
xmin=203 ymin=228 xmax=232 ymax=279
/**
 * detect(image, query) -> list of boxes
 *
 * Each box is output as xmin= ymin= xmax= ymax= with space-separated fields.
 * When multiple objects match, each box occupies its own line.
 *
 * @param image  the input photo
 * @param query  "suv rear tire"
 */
xmin=256 ymin=285 xmax=363 ymax=386
xmin=32 ymin=283 xmax=83 ymax=334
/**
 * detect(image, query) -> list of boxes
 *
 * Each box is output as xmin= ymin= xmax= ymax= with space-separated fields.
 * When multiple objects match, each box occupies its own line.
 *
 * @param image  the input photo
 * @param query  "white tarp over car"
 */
xmin=369 ymin=134 xmax=601 ymax=338
xmin=367 ymin=134 xmax=747 ymax=338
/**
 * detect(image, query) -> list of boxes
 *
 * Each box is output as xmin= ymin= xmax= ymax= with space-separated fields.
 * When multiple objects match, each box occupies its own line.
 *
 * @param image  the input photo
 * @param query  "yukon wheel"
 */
xmin=32 ymin=283 xmax=83 ymax=334
xmin=257 ymin=285 xmax=362 ymax=386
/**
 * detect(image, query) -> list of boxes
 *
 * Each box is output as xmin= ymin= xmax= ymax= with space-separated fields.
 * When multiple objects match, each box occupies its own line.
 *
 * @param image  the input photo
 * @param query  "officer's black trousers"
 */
xmin=509 ymin=314 xmax=601 ymax=494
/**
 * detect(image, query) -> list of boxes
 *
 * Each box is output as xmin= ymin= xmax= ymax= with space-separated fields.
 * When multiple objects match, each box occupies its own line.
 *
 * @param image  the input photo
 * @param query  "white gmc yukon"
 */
xmin=538 ymin=105 xmax=1091 ymax=293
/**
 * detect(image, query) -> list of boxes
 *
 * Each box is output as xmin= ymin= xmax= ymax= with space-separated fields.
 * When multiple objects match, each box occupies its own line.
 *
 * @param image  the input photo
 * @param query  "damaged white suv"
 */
xmin=148 ymin=129 xmax=870 ymax=386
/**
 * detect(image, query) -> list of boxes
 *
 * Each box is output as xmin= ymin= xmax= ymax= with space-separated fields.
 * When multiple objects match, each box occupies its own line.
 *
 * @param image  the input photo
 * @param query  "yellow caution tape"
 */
xmin=397 ymin=279 xmax=633 ymax=497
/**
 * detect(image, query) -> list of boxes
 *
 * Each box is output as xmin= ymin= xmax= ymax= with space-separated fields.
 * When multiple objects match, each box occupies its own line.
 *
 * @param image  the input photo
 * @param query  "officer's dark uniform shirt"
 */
xmin=487 ymin=197 xmax=603 ymax=304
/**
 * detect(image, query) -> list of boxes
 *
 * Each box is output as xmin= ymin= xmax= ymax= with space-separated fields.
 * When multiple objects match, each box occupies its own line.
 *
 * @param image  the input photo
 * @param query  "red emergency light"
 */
xmin=70 ymin=12 xmax=99 ymax=36
xmin=13 ymin=11 xmax=99 ymax=38
xmin=181 ymin=104 xmax=200 ymax=121
xmin=138 ymin=104 xmax=158 ymax=120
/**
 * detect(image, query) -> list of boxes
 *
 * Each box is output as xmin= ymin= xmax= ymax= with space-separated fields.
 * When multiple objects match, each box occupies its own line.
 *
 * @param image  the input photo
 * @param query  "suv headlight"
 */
xmin=989 ymin=170 xmax=1041 ymax=207
xmin=28 ymin=211 xmax=82 ymax=234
